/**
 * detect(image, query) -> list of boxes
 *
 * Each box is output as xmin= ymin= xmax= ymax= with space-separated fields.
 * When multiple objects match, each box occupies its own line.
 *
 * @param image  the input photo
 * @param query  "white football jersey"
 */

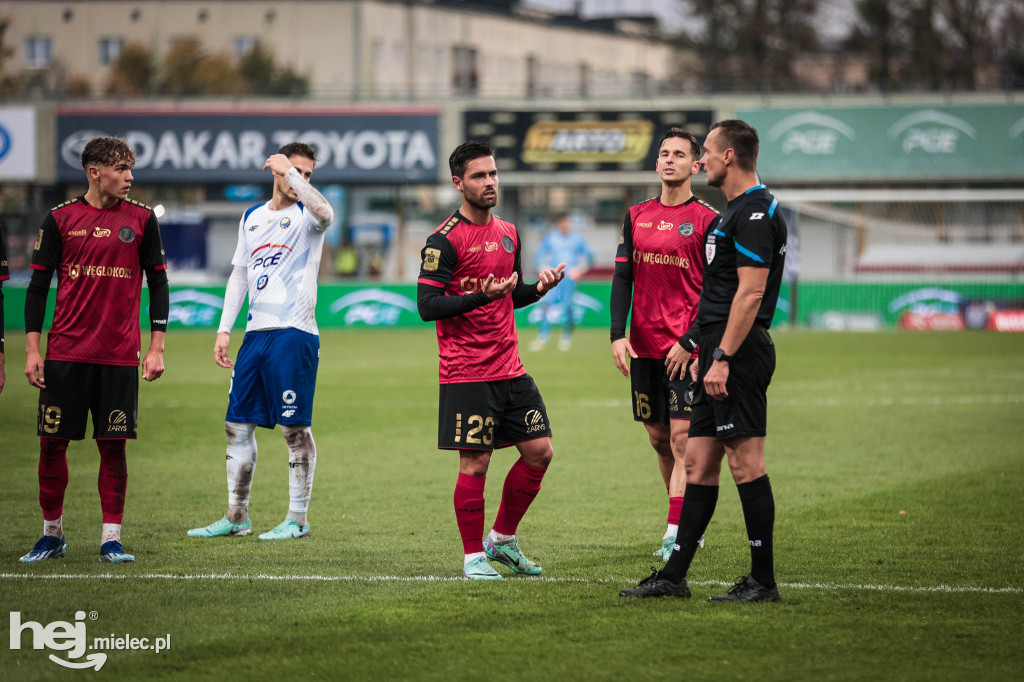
xmin=231 ymin=200 xmax=326 ymax=335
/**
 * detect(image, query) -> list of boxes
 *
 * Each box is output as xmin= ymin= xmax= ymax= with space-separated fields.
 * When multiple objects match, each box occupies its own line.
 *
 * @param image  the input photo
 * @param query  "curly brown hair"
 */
xmin=81 ymin=136 xmax=136 ymax=169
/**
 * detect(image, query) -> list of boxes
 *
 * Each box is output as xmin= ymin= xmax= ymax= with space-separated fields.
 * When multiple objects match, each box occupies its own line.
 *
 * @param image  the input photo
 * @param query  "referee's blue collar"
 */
xmin=744 ymin=184 xmax=767 ymax=195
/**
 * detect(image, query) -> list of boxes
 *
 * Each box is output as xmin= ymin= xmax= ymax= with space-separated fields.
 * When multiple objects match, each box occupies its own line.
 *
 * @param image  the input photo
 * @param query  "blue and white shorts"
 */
xmin=226 ymin=328 xmax=320 ymax=428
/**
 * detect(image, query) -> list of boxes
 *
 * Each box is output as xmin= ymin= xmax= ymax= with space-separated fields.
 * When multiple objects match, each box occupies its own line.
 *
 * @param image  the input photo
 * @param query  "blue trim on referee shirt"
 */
xmin=744 ymin=184 xmax=766 ymax=195
xmin=768 ymin=197 xmax=779 ymax=218
xmin=734 ymin=241 xmax=765 ymax=263
xmin=713 ymin=229 xmax=726 ymax=237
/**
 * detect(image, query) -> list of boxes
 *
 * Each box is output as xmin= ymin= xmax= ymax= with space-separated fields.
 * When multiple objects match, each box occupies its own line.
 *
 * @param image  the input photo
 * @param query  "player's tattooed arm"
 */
xmin=264 ymin=154 xmax=335 ymax=230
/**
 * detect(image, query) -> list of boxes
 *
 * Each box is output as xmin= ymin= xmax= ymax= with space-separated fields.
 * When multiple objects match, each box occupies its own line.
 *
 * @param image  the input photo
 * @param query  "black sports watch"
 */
xmin=712 ymin=347 xmax=732 ymax=363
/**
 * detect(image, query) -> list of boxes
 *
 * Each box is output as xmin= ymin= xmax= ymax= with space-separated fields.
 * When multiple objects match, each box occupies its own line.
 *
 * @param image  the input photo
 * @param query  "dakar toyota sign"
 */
xmin=57 ymin=107 xmax=439 ymax=183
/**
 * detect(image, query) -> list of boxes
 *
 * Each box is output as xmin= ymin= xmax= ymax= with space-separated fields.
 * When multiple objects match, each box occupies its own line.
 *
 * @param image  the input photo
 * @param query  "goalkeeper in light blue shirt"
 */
xmin=531 ymin=215 xmax=593 ymax=351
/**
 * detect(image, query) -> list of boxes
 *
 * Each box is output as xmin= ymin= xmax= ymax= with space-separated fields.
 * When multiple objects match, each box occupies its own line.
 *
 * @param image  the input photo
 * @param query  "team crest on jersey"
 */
xmin=501 ymin=236 xmax=514 ymax=253
xmin=280 ymin=217 xmax=292 ymax=229
xmin=93 ymin=226 xmax=111 ymax=238
xmin=257 ymin=274 xmax=269 ymax=290
xmin=423 ymin=248 xmax=441 ymax=271
xmin=68 ymin=263 xmax=81 ymax=280
xmin=119 ymin=226 xmax=135 ymax=243
xmin=706 ymin=233 xmax=716 ymax=264
xmin=678 ymin=222 xmax=694 ymax=237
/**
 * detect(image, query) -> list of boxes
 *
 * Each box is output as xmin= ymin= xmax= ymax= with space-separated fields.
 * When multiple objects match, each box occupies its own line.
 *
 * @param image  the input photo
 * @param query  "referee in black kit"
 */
xmin=620 ymin=119 xmax=788 ymax=602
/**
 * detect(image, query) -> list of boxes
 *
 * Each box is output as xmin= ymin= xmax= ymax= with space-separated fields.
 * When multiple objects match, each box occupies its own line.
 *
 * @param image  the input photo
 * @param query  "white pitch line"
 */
xmin=580 ymin=395 xmax=1024 ymax=409
xmin=1 ymin=573 xmax=1020 ymax=594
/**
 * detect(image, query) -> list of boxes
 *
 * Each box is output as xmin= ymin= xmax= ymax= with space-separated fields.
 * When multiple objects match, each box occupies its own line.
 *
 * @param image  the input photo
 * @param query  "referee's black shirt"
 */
xmin=695 ymin=184 xmax=787 ymax=330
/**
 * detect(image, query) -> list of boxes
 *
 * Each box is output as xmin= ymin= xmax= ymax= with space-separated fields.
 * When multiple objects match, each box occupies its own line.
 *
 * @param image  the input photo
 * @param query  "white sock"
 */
xmin=282 ymin=425 xmax=317 ymax=526
xmin=44 ymin=517 xmax=63 ymax=538
xmin=464 ymin=551 xmax=486 ymax=565
xmin=664 ymin=523 xmax=678 ymax=540
xmin=101 ymin=523 xmax=121 ymax=544
xmin=488 ymin=529 xmax=515 ymax=544
xmin=225 ymin=422 xmax=258 ymax=522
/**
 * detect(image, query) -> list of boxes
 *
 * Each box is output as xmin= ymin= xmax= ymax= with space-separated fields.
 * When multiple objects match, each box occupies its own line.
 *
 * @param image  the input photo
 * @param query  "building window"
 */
xmin=26 ymin=36 xmax=53 ymax=68
xmin=452 ymin=45 xmax=478 ymax=95
xmin=234 ymin=36 xmax=257 ymax=59
xmin=99 ymin=37 xmax=124 ymax=66
xmin=578 ymin=62 xmax=590 ymax=97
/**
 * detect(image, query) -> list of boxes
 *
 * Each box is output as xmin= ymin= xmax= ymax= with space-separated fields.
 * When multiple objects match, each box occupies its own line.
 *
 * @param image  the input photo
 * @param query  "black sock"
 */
xmin=738 ymin=475 xmax=775 ymax=588
xmin=660 ymin=483 xmax=719 ymax=583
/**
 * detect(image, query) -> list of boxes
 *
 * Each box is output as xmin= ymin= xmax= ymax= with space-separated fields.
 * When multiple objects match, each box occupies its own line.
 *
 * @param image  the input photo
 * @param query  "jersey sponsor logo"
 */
xmin=93 ymin=226 xmax=111 ymax=238
xmin=501 ymin=235 xmax=515 ymax=253
xmin=282 ymin=409 xmax=297 ymax=419
xmin=657 ymin=220 xmax=674 ymax=231
xmin=256 ymin=274 xmax=269 ymax=290
xmin=35 ymin=229 xmax=43 ymax=250
xmin=632 ymin=250 xmax=691 ymax=269
xmin=81 ymin=264 xmax=134 ymax=279
xmin=524 ymin=409 xmax=547 ymax=433
xmin=635 ymin=221 xmax=653 ymax=228
xmin=749 ymin=213 xmax=764 ymax=220
xmin=887 ymin=110 xmax=976 ymax=154
xmin=678 ymin=222 xmax=694 ymax=236
xmin=716 ymin=423 xmax=734 ymax=432
xmin=779 ymin=244 xmax=787 ymax=255
xmin=706 ymin=234 xmax=716 ymax=264
xmin=107 ymin=410 xmax=128 ymax=433
xmin=282 ymin=390 xmax=297 ymax=404
xmin=68 ymin=264 xmax=81 ymax=279
xmin=251 ymin=243 xmax=293 ymax=269
xmin=68 ymin=228 xmax=87 ymax=237
xmin=484 ymin=241 xmax=499 ymax=252
xmin=423 ymin=247 xmax=441 ymax=271
xmin=118 ymin=226 xmax=135 ymax=243
xmin=467 ymin=245 xmax=482 ymax=253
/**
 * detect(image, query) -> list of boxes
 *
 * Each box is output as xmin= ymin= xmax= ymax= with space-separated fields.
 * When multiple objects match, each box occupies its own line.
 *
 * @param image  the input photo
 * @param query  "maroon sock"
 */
xmin=454 ymin=473 xmax=486 ymax=554
xmin=97 ymin=440 xmax=128 ymax=525
xmin=492 ymin=459 xmax=547 ymax=536
xmin=668 ymin=496 xmax=684 ymax=525
xmin=39 ymin=437 xmax=70 ymax=521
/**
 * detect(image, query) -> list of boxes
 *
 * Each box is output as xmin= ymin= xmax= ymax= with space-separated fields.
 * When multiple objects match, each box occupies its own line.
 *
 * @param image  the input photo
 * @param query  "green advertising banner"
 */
xmin=3 ymin=281 xmax=1021 ymax=333
xmin=735 ymin=105 xmax=1024 ymax=181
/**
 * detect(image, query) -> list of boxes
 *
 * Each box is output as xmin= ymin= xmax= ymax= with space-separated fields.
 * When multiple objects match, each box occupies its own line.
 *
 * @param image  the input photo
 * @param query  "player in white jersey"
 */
xmin=188 ymin=142 xmax=334 ymax=541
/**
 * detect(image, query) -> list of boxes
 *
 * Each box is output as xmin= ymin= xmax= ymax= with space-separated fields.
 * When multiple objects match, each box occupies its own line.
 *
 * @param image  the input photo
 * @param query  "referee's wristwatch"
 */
xmin=712 ymin=347 xmax=732 ymax=363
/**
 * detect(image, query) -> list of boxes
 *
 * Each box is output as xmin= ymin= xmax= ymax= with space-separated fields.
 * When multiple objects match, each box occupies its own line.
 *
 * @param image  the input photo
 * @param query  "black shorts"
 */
xmin=689 ymin=325 xmax=775 ymax=441
xmin=629 ymin=357 xmax=695 ymax=424
xmin=37 ymin=360 xmax=139 ymax=440
xmin=438 ymin=374 xmax=552 ymax=451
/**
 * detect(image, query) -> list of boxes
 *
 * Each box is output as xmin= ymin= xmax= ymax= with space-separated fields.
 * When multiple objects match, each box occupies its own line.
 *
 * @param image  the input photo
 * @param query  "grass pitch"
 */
xmin=1 ymin=327 xmax=1022 ymax=681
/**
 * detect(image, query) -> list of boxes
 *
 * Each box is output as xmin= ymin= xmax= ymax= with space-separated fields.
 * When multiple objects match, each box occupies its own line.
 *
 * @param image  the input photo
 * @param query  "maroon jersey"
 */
xmin=418 ymin=212 xmax=526 ymax=384
xmin=612 ymin=196 xmax=720 ymax=358
xmin=31 ymin=196 xmax=167 ymax=366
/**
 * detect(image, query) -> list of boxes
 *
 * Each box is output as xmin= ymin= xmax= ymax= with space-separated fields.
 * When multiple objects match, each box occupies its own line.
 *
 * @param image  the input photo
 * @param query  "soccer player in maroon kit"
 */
xmin=418 ymin=141 xmax=566 ymax=580
xmin=20 ymin=137 xmax=168 ymax=564
xmin=610 ymin=128 xmax=720 ymax=561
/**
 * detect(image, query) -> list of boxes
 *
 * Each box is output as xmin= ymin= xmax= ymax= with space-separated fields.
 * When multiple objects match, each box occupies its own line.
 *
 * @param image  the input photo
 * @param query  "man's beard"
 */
xmin=465 ymin=191 xmax=497 ymax=211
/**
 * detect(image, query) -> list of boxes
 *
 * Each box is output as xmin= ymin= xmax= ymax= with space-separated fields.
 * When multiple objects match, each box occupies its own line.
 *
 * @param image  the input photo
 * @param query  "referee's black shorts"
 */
xmin=688 ymin=324 xmax=775 ymax=441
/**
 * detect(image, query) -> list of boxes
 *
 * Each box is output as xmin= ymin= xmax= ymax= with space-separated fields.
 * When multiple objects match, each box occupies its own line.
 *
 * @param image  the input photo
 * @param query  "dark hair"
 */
xmin=81 ymin=136 xmax=135 ymax=169
xmin=277 ymin=142 xmax=318 ymax=162
xmin=658 ymin=127 xmax=701 ymax=159
xmin=449 ymin=141 xmax=494 ymax=177
xmin=709 ymin=119 xmax=759 ymax=171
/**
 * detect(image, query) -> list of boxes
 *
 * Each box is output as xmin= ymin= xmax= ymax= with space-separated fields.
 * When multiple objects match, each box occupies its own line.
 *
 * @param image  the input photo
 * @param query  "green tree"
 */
xmin=105 ymin=42 xmax=155 ymax=95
